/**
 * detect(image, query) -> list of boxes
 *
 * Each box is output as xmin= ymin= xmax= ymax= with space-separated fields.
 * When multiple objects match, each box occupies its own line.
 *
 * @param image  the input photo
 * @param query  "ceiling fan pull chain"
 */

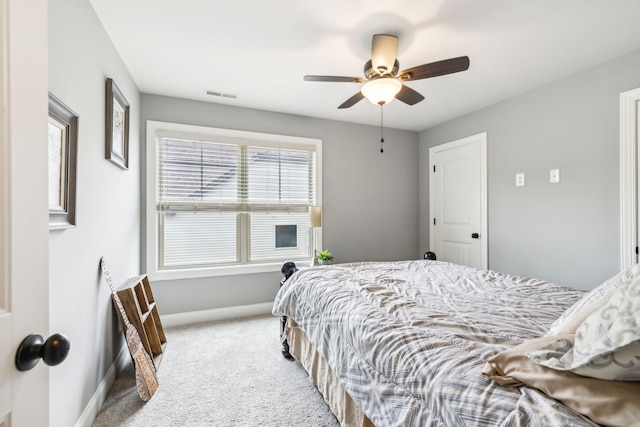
xmin=380 ymin=104 xmax=384 ymax=153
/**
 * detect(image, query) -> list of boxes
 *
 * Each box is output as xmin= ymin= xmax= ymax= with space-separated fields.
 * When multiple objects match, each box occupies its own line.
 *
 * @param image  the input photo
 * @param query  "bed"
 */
xmin=272 ymin=259 xmax=640 ymax=427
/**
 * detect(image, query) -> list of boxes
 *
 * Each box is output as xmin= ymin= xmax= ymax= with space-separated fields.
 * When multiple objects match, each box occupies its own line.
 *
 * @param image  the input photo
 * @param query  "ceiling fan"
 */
xmin=304 ymin=34 xmax=470 ymax=109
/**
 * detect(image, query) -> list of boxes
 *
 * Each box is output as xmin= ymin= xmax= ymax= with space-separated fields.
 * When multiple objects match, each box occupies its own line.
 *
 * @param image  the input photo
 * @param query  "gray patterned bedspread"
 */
xmin=272 ymin=260 xmax=599 ymax=427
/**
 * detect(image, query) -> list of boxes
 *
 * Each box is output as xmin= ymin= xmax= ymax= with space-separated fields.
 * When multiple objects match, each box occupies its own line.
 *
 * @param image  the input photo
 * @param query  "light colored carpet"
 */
xmin=92 ymin=315 xmax=340 ymax=427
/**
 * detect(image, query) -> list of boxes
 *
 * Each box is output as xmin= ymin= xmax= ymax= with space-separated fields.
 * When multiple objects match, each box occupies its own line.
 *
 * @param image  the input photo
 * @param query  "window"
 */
xmin=275 ymin=225 xmax=297 ymax=248
xmin=146 ymin=121 xmax=322 ymax=279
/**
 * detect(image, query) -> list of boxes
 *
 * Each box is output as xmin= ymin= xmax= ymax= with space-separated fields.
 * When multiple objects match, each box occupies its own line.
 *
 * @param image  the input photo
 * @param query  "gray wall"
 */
xmin=141 ymin=94 xmax=420 ymax=314
xmin=47 ymin=2 xmax=418 ymax=422
xmin=419 ymin=48 xmax=640 ymax=291
xmin=48 ymin=0 xmax=141 ymax=426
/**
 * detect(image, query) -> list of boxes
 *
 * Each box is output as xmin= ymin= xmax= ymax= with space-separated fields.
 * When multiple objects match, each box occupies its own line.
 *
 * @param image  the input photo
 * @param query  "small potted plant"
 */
xmin=316 ymin=249 xmax=334 ymax=265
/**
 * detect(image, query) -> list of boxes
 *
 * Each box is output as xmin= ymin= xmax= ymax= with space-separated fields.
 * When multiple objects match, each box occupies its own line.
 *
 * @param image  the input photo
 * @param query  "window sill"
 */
xmin=146 ymin=261 xmax=307 ymax=282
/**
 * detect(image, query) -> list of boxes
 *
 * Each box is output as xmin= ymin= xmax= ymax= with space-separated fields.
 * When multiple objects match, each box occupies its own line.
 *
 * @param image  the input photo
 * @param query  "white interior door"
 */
xmin=429 ymin=133 xmax=487 ymax=269
xmin=0 ymin=0 xmax=51 ymax=425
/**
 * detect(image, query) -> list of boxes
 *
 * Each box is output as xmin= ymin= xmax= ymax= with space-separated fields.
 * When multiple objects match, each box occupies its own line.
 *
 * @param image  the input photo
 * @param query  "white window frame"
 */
xmin=146 ymin=120 xmax=322 ymax=280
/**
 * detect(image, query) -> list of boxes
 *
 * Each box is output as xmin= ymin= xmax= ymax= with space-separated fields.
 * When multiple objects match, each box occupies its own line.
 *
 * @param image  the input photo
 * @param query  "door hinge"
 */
xmin=433 ymin=165 xmax=436 ymax=173
xmin=433 ymin=218 xmax=436 ymax=225
xmin=636 ymin=246 xmax=638 ymax=255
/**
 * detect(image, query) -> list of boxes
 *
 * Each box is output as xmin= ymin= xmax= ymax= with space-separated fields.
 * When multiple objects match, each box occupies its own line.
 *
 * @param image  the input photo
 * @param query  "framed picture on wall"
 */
xmin=105 ymin=78 xmax=129 ymax=170
xmin=48 ymin=93 xmax=78 ymax=229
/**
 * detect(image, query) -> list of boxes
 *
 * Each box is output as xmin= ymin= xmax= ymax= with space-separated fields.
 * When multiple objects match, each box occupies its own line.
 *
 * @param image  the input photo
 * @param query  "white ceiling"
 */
xmin=89 ymin=0 xmax=640 ymax=132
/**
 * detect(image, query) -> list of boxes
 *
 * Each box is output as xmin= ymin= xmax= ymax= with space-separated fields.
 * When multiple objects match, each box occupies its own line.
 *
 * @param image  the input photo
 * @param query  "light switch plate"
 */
xmin=550 ymin=169 xmax=560 ymax=183
xmin=515 ymin=173 xmax=525 ymax=187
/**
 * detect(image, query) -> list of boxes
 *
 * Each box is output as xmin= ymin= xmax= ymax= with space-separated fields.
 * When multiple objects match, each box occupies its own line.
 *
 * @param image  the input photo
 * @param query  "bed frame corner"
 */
xmin=279 ymin=261 xmax=298 ymax=359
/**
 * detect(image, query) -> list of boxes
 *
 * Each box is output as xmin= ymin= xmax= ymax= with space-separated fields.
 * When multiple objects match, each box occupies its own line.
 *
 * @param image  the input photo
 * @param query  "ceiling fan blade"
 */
xmin=338 ymin=91 xmax=365 ymax=109
xmin=398 ymin=56 xmax=470 ymax=81
xmin=395 ymin=85 xmax=425 ymax=106
xmin=304 ymin=75 xmax=365 ymax=83
xmin=371 ymin=34 xmax=398 ymax=76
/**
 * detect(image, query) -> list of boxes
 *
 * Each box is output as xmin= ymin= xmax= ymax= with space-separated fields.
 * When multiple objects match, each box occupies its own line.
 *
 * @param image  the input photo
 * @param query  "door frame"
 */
xmin=1 ymin=0 xmax=50 ymax=425
xmin=0 ymin=0 xmax=11 ymax=419
xmin=620 ymin=87 xmax=640 ymax=270
xmin=429 ymin=132 xmax=488 ymax=269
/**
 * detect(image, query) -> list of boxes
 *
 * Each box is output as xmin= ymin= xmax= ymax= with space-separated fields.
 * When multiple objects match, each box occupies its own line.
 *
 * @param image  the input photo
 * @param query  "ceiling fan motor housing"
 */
xmin=364 ymin=59 xmax=399 ymax=79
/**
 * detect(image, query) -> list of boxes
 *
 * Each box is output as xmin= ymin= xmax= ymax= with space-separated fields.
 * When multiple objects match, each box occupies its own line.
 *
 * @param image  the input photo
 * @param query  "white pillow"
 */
xmin=527 ymin=273 xmax=640 ymax=381
xmin=546 ymin=263 xmax=640 ymax=336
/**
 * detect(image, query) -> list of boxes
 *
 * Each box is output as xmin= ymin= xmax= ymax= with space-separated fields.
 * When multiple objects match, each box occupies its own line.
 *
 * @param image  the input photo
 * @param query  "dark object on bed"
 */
xmin=279 ymin=261 xmax=298 ymax=359
xmin=423 ymin=251 xmax=436 ymax=260
xmin=273 ymin=259 xmax=640 ymax=427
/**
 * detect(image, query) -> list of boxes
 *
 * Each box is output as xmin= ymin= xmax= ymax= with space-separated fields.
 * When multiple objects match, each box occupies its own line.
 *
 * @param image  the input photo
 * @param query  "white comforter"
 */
xmin=272 ymin=260 xmax=597 ymax=427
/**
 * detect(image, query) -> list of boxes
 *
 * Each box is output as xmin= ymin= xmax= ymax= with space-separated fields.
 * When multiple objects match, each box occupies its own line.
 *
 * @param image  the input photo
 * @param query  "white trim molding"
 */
xmin=77 ymin=303 xmax=274 ymax=426
xmin=160 ymin=302 xmax=274 ymax=328
xmin=145 ymin=120 xmax=322 ymax=281
xmin=620 ymin=87 xmax=640 ymax=270
xmin=74 ymin=346 xmax=129 ymax=427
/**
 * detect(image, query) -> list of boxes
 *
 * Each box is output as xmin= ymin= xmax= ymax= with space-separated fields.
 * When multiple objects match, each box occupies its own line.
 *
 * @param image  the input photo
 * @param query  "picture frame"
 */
xmin=48 ymin=93 xmax=78 ymax=229
xmin=105 ymin=78 xmax=129 ymax=169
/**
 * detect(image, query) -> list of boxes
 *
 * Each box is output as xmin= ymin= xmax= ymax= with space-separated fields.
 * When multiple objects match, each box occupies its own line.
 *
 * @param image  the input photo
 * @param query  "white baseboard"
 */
xmin=160 ymin=301 xmax=274 ymax=328
xmin=74 ymin=345 xmax=129 ymax=427
xmin=78 ymin=302 xmax=274 ymax=427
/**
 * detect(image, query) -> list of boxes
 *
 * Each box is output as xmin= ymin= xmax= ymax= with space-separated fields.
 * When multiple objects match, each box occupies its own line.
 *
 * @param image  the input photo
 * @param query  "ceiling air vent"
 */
xmin=205 ymin=90 xmax=238 ymax=99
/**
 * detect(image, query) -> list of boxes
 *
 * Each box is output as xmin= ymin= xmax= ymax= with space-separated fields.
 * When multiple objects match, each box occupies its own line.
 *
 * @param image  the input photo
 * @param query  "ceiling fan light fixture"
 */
xmin=361 ymin=78 xmax=402 ymax=105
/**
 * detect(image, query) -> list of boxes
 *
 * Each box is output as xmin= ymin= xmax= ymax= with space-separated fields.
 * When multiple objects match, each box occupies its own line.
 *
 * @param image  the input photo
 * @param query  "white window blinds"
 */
xmin=156 ymin=135 xmax=316 ymax=270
